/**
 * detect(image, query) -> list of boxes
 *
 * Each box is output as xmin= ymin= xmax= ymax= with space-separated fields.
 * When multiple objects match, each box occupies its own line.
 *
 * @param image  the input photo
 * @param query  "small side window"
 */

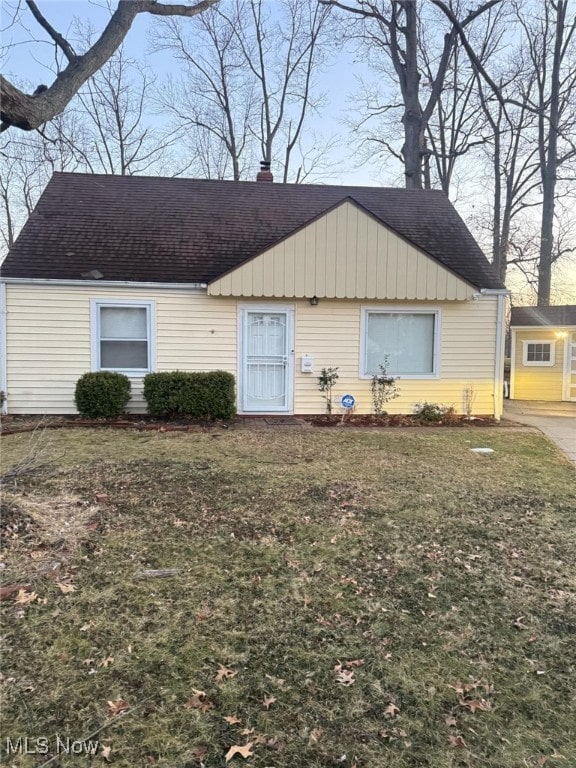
xmin=91 ymin=300 xmax=155 ymax=374
xmin=522 ymin=340 xmax=555 ymax=366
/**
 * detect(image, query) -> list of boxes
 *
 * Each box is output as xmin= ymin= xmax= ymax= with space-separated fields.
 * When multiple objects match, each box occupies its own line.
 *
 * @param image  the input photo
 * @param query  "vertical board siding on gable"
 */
xmin=5 ymin=286 xmax=237 ymax=414
xmin=209 ymin=202 xmax=473 ymax=301
xmin=512 ymin=329 xmax=564 ymax=401
xmin=293 ymin=297 xmax=498 ymax=415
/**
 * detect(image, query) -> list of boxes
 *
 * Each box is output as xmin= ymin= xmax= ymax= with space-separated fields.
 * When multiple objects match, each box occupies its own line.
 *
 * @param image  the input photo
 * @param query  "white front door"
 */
xmin=241 ymin=309 xmax=293 ymax=412
xmin=564 ymin=332 xmax=576 ymax=401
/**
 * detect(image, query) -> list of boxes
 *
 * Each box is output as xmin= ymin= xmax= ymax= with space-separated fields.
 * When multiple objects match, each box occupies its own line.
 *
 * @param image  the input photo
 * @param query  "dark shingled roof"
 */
xmin=1 ymin=172 xmax=504 ymax=289
xmin=511 ymin=305 xmax=576 ymax=327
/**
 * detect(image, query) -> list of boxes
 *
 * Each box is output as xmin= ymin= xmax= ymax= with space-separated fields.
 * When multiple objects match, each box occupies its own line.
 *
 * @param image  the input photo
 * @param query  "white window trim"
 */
xmin=90 ymin=298 xmax=156 ymax=375
xmin=359 ymin=306 xmax=441 ymax=380
xmin=522 ymin=339 xmax=555 ymax=367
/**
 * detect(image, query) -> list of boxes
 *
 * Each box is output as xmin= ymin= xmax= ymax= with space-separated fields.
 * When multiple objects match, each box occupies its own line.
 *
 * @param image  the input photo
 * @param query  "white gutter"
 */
xmin=0 ymin=282 xmax=7 ymax=415
xmin=0 ymin=278 xmax=207 ymax=290
xmin=493 ymin=292 xmax=507 ymax=420
xmin=480 ymin=288 xmax=510 ymax=295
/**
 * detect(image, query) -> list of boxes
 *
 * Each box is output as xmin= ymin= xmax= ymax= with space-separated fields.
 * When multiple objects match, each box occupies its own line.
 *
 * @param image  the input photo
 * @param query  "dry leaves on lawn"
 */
xmin=57 ymin=582 xmax=76 ymax=594
xmin=216 ymin=664 xmax=238 ymax=683
xmin=184 ymin=689 xmax=215 ymax=713
xmin=107 ymin=699 xmax=130 ymax=717
xmin=384 ymin=702 xmax=400 ymax=718
xmin=14 ymin=589 xmax=38 ymax=604
xmin=224 ymin=715 xmax=242 ymax=725
xmin=224 ymin=743 xmax=254 ymax=762
xmin=262 ymin=695 xmax=276 ymax=709
xmin=458 ymin=698 xmax=491 ymax=713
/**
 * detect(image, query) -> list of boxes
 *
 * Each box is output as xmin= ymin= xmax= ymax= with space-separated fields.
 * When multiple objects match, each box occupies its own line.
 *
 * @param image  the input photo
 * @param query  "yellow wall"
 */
xmin=209 ymin=201 xmax=474 ymax=301
xmin=511 ymin=328 xmax=568 ymax=401
xmin=4 ymin=285 xmax=499 ymax=415
xmin=4 ymin=286 xmax=237 ymax=414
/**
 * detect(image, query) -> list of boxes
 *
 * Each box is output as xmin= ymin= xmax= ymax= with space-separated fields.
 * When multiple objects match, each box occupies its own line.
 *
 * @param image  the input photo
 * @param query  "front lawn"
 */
xmin=1 ymin=428 xmax=575 ymax=767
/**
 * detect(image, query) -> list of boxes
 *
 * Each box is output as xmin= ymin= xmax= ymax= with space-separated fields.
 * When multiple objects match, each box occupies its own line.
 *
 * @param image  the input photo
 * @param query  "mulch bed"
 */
xmin=304 ymin=413 xmax=502 ymax=427
xmin=0 ymin=412 xmax=520 ymax=436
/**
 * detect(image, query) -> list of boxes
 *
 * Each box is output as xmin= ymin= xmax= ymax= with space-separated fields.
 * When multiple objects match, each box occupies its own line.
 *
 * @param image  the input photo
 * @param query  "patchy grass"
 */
xmin=1 ymin=428 xmax=575 ymax=768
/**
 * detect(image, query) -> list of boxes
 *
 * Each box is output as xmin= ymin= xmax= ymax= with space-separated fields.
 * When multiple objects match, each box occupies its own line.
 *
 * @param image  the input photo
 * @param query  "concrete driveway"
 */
xmin=504 ymin=400 xmax=576 ymax=466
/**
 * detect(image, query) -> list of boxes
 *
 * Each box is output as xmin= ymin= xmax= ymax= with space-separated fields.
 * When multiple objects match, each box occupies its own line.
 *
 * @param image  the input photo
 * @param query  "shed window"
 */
xmin=522 ymin=340 xmax=555 ymax=366
xmin=361 ymin=309 xmax=439 ymax=378
xmin=91 ymin=300 xmax=155 ymax=373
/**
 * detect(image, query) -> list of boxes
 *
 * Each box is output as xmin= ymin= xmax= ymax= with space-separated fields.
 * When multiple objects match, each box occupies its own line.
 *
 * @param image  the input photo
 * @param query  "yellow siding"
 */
xmin=5 ymin=286 xmax=237 ymax=414
xmin=511 ymin=328 xmax=566 ymax=401
xmin=209 ymin=201 xmax=475 ymax=301
xmin=293 ymin=297 xmax=498 ymax=415
xmin=4 ymin=286 xmax=498 ymax=416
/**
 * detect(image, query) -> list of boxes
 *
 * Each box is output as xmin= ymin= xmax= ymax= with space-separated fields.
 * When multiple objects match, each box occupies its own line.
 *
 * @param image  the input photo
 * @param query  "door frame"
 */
xmin=238 ymin=303 xmax=295 ymax=414
xmin=563 ymin=330 xmax=576 ymax=402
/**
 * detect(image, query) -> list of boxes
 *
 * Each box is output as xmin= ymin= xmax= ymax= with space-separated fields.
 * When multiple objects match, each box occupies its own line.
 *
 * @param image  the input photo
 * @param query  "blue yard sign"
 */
xmin=340 ymin=394 xmax=356 ymax=409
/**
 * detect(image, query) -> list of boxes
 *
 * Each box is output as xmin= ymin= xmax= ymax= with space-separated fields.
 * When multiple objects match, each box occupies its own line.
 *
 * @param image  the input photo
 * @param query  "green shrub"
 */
xmin=413 ymin=401 xmax=455 ymax=423
xmin=74 ymin=372 xmax=131 ymax=418
xmin=143 ymin=371 xmax=236 ymax=420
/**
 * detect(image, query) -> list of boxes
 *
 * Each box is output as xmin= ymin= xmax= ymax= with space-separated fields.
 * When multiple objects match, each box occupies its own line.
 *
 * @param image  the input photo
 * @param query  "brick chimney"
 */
xmin=256 ymin=160 xmax=273 ymax=182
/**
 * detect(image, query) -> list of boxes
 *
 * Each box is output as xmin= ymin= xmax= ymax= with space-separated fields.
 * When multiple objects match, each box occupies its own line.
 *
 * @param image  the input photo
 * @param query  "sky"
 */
xmin=1 ymin=0 xmax=575 ymax=302
xmin=1 ymin=0 xmax=379 ymax=185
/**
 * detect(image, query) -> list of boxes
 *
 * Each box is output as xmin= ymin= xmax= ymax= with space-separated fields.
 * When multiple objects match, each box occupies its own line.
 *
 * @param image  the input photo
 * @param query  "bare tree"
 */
xmin=0 ymin=111 xmax=87 ymax=253
xmin=513 ymin=0 xmax=576 ymax=306
xmin=0 ymin=0 xmax=218 ymax=132
xmin=73 ymin=44 xmax=175 ymax=176
xmin=322 ymin=0 xmax=503 ymax=189
xmin=155 ymin=0 xmax=335 ymax=182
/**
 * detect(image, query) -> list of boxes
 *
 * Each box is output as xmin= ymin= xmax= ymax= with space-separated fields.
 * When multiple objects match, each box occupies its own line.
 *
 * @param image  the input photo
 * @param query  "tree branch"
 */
xmin=25 ymin=0 xmax=77 ymax=62
xmin=1 ymin=0 xmax=219 ymax=131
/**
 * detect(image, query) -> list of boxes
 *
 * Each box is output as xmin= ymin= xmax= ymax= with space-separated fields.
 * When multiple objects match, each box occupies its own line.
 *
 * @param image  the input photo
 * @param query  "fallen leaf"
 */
xmin=262 ymin=695 xmax=276 ymax=709
xmin=190 ymin=746 xmax=208 ymax=762
xmin=1 ymin=584 xmax=30 ymax=601
xmin=448 ymin=734 xmax=467 ymax=748
xmin=240 ymin=728 xmax=254 ymax=737
xmin=107 ymin=699 xmax=129 ymax=717
xmin=80 ymin=622 xmax=92 ymax=632
xmin=224 ymin=715 xmax=242 ymax=725
xmin=57 ymin=582 xmax=76 ymax=594
xmin=384 ymin=702 xmax=400 ymax=718
xmin=309 ymin=727 xmax=324 ymax=744
xmin=216 ymin=664 xmax=238 ymax=683
xmin=98 ymin=656 xmax=114 ymax=668
xmin=445 ymin=716 xmax=457 ymax=727
xmin=335 ymin=669 xmax=355 ymax=686
xmin=184 ymin=691 xmax=214 ymax=713
xmin=225 ymin=743 xmax=254 ymax=762
xmin=14 ymin=589 xmax=37 ymax=605
xmin=101 ymin=745 xmax=112 ymax=761
xmin=458 ymin=698 xmax=491 ymax=713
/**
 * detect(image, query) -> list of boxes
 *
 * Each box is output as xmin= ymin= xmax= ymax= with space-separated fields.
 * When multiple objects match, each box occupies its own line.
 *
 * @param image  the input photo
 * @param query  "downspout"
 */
xmin=0 ymin=282 xmax=7 ymax=415
xmin=493 ymin=293 xmax=506 ymax=420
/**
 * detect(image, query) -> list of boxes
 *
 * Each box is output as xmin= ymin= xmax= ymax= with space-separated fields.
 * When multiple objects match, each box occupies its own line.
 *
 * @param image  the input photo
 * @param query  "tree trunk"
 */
xmin=401 ymin=0 xmax=423 ymax=189
xmin=537 ymin=0 xmax=567 ymax=307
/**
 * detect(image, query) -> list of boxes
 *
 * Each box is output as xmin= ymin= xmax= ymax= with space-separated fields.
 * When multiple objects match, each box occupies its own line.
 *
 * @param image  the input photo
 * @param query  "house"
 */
xmin=0 ymin=171 xmax=508 ymax=417
xmin=510 ymin=305 xmax=576 ymax=402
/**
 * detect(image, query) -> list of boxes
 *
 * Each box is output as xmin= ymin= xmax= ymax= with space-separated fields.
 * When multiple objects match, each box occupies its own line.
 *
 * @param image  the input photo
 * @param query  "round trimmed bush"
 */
xmin=75 ymin=372 xmax=131 ymax=418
